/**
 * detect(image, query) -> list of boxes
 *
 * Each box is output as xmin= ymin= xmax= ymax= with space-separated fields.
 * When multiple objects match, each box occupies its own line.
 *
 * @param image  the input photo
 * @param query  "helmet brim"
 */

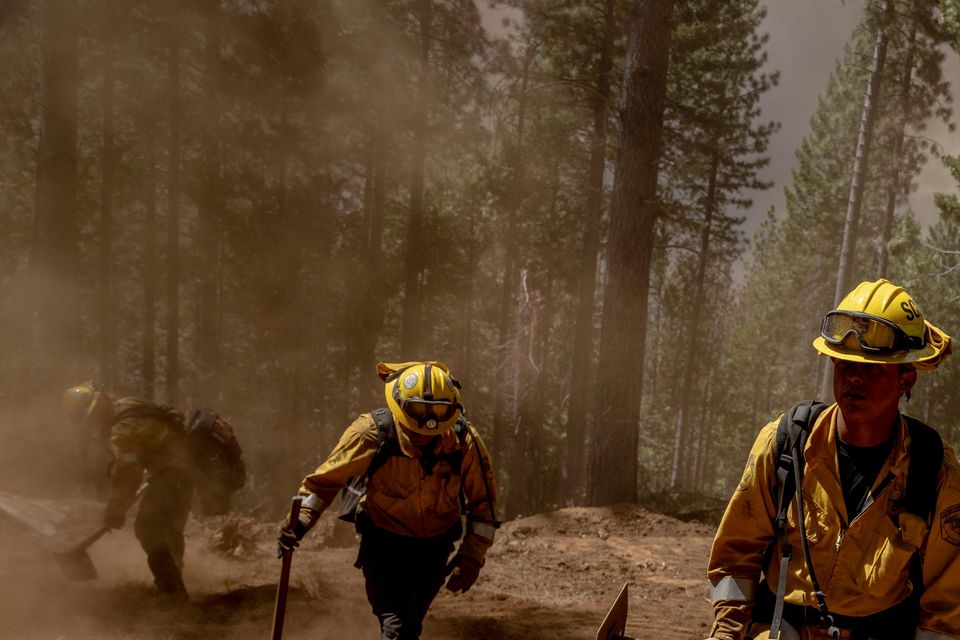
xmin=812 ymin=336 xmax=938 ymax=365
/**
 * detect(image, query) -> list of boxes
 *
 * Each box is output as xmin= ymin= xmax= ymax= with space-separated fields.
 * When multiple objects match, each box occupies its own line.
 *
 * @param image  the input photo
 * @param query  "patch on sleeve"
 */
xmin=940 ymin=504 xmax=960 ymax=546
xmin=737 ymin=454 xmax=756 ymax=491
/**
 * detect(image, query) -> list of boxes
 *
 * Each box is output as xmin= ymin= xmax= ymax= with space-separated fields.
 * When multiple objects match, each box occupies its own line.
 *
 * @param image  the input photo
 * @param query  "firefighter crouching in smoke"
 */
xmin=277 ymin=361 xmax=499 ymax=640
xmin=705 ymin=279 xmax=960 ymax=640
xmin=63 ymin=382 xmax=194 ymax=600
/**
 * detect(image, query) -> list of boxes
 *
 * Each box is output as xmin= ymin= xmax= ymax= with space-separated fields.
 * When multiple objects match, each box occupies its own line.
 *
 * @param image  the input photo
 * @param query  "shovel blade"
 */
xmin=596 ymin=583 xmax=629 ymax=640
xmin=53 ymin=548 xmax=99 ymax=581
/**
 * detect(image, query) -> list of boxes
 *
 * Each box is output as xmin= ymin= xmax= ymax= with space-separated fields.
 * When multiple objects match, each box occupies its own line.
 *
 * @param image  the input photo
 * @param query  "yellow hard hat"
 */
xmin=812 ymin=279 xmax=952 ymax=370
xmin=378 ymin=361 xmax=463 ymax=436
xmin=62 ymin=382 xmax=104 ymax=421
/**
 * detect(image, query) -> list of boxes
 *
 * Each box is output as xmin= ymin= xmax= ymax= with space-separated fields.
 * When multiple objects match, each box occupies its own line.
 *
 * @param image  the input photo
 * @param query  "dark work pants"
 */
xmin=134 ymin=468 xmax=193 ymax=596
xmin=356 ymin=523 xmax=457 ymax=640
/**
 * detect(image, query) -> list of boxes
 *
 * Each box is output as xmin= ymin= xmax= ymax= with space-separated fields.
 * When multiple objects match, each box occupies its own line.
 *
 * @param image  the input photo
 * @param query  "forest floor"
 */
xmin=0 ymin=498 xmax=716 ymax=640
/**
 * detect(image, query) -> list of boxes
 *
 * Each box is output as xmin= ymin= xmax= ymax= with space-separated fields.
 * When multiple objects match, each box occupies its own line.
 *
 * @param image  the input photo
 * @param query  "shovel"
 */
xmin=52 ymin=526 xmax=110 ymax=581
xmin=596 ymin=583 xmax=634 ymax=640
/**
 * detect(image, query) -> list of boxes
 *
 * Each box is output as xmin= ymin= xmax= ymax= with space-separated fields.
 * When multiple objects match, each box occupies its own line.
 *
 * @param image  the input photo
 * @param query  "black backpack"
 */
xmin=186 ymin=407 xmax=247 ymax=515
xmin=765 ymin=400 xmax=943 ymax=638
xmin=112 ymin=402 xmax=246 ymax=515
xmin=337 ymin=407 xmax=465 ymax=525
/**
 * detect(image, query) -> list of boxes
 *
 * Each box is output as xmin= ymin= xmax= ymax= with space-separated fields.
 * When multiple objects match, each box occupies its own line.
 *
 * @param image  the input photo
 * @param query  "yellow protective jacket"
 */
xmin=708 ymin=404 xmax=960 ymax=640
xmin=106 ymin=398 xmax=194 ymax=520
xmin=298 ymin=412 xmax=499 ymax=562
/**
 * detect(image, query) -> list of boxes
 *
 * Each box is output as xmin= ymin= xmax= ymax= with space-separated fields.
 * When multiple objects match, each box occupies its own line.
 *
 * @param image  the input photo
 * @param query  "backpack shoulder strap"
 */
xmin=768 ymin=399 xmax=828 ymax=638
xmin=366 ymin=408 xmax=397 ymax=480
xmin=113 ymin=401 xmax=183 ymax=428
xmin=901 ymin=415 xmax=944 ymax=524
xmin=774 ymin=400 xmax=828 ymax=522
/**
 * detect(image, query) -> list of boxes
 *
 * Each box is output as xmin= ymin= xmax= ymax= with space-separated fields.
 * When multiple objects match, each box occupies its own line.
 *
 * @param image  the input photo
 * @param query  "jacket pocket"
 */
xmin=855 ymin=514 xmax=917 ymax=599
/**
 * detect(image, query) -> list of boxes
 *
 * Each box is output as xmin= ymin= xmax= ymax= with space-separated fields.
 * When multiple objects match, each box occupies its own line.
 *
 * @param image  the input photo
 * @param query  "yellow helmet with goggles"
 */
xmin=812 ymin=279 xmax=952 ymax=370
xmin=378 ymin=361 xmax=463 ymax=436
xmin=62 ymin=381 xmax=104 ymax=422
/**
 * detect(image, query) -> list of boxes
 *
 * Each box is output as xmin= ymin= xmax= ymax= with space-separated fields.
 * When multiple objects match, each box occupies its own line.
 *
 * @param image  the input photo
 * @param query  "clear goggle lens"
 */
xmin=821 ymin=311 xmax=923 ymax=353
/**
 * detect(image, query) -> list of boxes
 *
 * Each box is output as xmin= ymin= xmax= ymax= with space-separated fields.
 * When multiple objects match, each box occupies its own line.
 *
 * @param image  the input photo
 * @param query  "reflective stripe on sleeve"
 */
xmin=915 ymin=630 xmax=953 ymax=640
xmin=301 ymin=493 xmax=326 ymax=512
xmin=467 ymin=521 xmax=496 ymax=541
xmin=709 ymin=576 xmax=756 ymax=604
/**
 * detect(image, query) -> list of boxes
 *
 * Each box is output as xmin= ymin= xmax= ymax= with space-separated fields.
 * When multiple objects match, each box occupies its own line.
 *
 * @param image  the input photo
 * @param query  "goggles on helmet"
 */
xmin=402 ymin=399 xmax=460 ymax=426
xmin=392 ymin=385 xmax=461 ymax=431
xmin=820 ymin=311 xmax=925 ymax=353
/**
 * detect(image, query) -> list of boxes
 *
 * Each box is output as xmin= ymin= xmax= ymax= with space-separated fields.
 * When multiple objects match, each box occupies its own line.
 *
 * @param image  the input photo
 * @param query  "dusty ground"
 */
xmin=0 ymin=499 xmax=716 ymax=639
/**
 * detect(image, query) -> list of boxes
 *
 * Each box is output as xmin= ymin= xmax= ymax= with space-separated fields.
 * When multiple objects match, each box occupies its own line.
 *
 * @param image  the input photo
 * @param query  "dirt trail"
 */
xmin=0 ymin=502 xmax=715 ymax=639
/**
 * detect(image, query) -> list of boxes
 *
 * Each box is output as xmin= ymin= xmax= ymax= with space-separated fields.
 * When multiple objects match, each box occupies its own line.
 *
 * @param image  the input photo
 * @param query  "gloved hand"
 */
xmin=444 ymin=553 xmax=483 ymax=593
xmin=103 ymin=506 xmax=126 ymax=531
xmin=276 ymin=519 xmax=308 ymax=558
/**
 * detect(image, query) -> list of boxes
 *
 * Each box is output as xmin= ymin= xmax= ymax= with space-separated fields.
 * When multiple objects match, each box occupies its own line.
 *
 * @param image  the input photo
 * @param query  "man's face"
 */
xmin=832 ymin=358 xmax=915 ymax=424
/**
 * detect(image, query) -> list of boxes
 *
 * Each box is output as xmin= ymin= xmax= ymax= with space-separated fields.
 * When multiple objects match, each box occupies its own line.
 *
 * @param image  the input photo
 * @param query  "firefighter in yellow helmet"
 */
xmin=62 ymin=382 xmax=194 ymax=600
xmin=705 ymin=279 xmax=960 ymax=640
xmin=277 ymin=361 xmax=499 ymax=640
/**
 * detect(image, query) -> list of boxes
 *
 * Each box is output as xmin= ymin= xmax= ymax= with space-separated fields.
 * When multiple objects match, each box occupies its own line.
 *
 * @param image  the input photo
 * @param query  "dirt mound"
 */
xmin=0 ymin=499 xmax=716 ymax=639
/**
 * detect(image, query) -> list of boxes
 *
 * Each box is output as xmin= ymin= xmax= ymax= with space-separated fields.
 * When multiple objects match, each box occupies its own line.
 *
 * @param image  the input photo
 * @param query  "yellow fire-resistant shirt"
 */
xmin=106 ymin=398 xmax=194 ymax=519
xmin=707 ymin=404 xmax=960 ymax=640
xmin=298 ymin=412 xmax=500 ymax=562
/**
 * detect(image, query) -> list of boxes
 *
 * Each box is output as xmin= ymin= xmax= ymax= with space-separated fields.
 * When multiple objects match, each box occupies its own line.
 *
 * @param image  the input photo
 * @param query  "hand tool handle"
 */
xmin=270 ymin=496 xmax=302 ymax=640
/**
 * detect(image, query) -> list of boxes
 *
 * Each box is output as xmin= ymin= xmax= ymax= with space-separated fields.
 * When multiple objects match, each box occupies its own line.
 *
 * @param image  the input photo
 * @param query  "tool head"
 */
xmin=596 ymin=583 xmax=630 ymax=640
xmin=53 ymin=547 xmax=99 ymax=581
xmin=51 ymin=526 xmax=108 ymax=581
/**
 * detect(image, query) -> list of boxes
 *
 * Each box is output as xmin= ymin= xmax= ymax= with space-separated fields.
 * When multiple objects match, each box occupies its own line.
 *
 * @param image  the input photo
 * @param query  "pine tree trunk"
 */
xmin=353 ymin=120 xmax=388 ymax=409
xmin=819 ymin=0 xmax=891 ymax=399
xmin=399 ymin=0 xmax=432 ymax=358
xmin=670 ymin=154 xmax=718 ymax=490
xmin=492 ymin=46 xmax=533 ymax=478
xmin=97 ymin=16 xmax=117 ymax=389
xmin=165 ymin=13 xmax=182 ymax=403
xmin=142 ymin=125 xmax=158 ymax=400
xmin=587 ymin=0 xmax=676 ymax=507
xmin=32 ymin=0 xmax=80 ymax=392
xmin=877 ymin=20 xmax=917 ymax=277
xmin=196 ymin=0 xmax=223 ymax=403
xmin=565 ymin=0 xmax=615 ymax=505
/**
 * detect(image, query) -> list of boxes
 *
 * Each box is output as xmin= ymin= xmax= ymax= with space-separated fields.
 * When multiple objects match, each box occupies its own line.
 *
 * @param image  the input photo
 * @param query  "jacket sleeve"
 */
xmin=917 ymin=444 xmax=960 ymax=638
xmin=707 ymin=421 xmax=780 ymax=640
xmin=456 ymin=423 xmax=500 ymax=563
xmin=296 ymin=414 xmax=379 ymax=528
xmin=105 ymin=420 xmax=148 ymax=519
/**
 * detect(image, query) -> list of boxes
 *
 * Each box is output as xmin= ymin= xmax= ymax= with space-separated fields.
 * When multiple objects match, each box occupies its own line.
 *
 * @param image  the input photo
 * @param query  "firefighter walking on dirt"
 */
xmin=706 ymin=279 xmax=960 ymax=640
xmin=63 ymin=382 xmax=194 ymax=601
xmin=277 ymin=361 xmax=499 ymax=640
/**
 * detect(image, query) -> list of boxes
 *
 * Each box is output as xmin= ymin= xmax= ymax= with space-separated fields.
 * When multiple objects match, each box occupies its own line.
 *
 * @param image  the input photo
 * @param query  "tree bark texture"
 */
xmin=565 ymin=0 xmax=615 ymax=505
xmin=32 ymin=0 xmax=80 ymax=390
xmin=670 ymin=153 xmax=718 ymax=490
xmin=588 ymin=0 xmax=676 ymax=507
xmin=165 ymin=14 xmax=182 ymax=402
xmin=399 ymin=0 xmax=433 ymax=358
xmin=196 ymin=0 xmax=223 ymax=404
xmin=819 ymin=0 xmax=890 ymax=401
xmin=97 ymin=17 xmax=117 ymax=389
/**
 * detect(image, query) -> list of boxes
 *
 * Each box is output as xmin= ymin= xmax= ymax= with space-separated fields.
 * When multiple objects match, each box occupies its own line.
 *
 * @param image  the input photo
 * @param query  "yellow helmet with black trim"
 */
xmin=378 ymin=361 xmax=463 ymax=436
xmin=62 ymin=381 xmax=104 ymax=421
xmin=812 ymin=279 xmax=951 ymax=370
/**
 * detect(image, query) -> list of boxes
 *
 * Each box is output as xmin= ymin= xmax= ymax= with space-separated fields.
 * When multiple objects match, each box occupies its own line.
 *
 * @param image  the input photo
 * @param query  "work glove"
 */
xmin=103 ymin=506 xmax=126 ymax=531
xmin=276 ymin=518 xmax=308 ymax=558
xmin=444 ymin=553 xmax=483 ymax=594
